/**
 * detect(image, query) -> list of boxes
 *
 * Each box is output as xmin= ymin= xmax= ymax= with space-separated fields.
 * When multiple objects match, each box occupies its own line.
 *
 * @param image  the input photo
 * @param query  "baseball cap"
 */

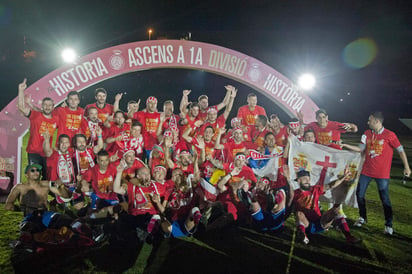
xmin=25 ymin=164 xmax=42 ymax=174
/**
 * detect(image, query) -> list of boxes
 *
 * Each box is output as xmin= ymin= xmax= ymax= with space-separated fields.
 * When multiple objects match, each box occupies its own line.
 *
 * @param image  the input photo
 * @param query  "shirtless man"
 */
xmin=5 ymin=164 xmax=71 ymax=230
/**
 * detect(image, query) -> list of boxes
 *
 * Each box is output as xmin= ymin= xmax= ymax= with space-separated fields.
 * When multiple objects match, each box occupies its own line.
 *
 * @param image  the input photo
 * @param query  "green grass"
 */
xmin=1 ymin=134 xmax=412 ymax=273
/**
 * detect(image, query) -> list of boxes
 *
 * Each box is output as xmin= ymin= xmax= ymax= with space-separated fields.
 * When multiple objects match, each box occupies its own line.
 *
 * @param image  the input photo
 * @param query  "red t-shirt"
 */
xmin=84 ymin=103 xmax=114 ymax=123
xmin=361 ymin=128 xmax=401 ymax=179
xmin=83 ymin=164 xmax=118 ymax=200
xmin=274 ymin=126 xmax=288 ymax=147
xmin=127 ymin=183 xmax=158 ymax=216
xmin=293 ymin=185 xmax=324 ymax=221
xmin=307 ymin=121 xmax=346 ymax=149
xmin=250 ymin=127 xmax=270 ymax=149
xmin=237 ymin=105 xmax=266 ymax=126
xmin=165 ymin=187 xmax=194 ymax=221
xmin=199 ymin=115 xmax=226 ymax=141
xmin=122 ymin=158 xmax=146 ymax=180
xmin=27 ymin=110 xmax=59 ymax=156
xmin=223 ymin=163 xmax=257 ymax=185
xmin=80 ymin=118 xmax=104 ymax=146
xmin=54 ymin=107 xmax=84 ymax=139
xmin=72 ymin=148 xmax=95 ymax=175
xmin=224 ymin=141 xmax=247 ymax=163
xmin=140 ymin=111 xmax=161 ymax=150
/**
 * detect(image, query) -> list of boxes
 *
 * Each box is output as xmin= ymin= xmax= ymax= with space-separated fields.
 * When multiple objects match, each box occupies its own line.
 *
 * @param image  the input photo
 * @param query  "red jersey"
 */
xmin=361 ymin=128 xmax=402 ymax=179
xmin=47 ymin=149 xmax=76 ymax=187
xmin=54 ymin=107 xmax=84 ymax=139
xmin=224 ymin=142 xmax=247 ymax=163
xmin=72 ymin=148 xmax=95 ymax=175
xmin=80 ymin=118 xmax=104 ymax=146
xmin=250 ymin=127 xmax=270 ymax=149
xmin=274 ymin=126 xmax=288 ymax=147
xmin=307 ymin=121 xmax=346 ymax=149
xmin=237 ymin=105 xmax=266 ymax=127
xmin=26 ymin=111 xmax=59 ymax=156
xmin=223 ymin=163 xmax=257 ymax=186
xmin=127 ymin=183 xmax=158 ymax=215
xmin=84 ymin=103 xmax=113 ymax=123
xmin=161 ymin=114 xmax=180 ymax=133
xmin=122 ymin=158 xmax=146 ymax=180
xmin=83 ymin=164 xmax=118 ymax=200
xmin=199 ymin=115 xmax=226 ymax=141
xmin=293 ymin=185 xmax=324 ymax=221
xmin=165 ymin=187 xmax=194 ymax=221
xmin=140 ymin=111 xmax=161 ymax=150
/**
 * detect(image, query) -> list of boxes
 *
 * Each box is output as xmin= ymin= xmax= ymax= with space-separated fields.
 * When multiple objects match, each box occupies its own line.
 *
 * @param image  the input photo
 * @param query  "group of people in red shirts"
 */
xmin=8 ymin=77 xmax=410 ymax=246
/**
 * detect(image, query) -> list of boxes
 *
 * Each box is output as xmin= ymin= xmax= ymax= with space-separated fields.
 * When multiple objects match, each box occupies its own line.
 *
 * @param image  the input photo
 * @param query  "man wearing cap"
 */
xmin=306 ymin=108 xmax=358 ymax=150
xmin=292 ymin=169 xmax=359 ymax=244
xmin=223 ymin=117 xmax=250 ymax=143
xmin=215 ymin=126 xmax=249 ymax=163
xmin=340 ymin=111 xmax=411 ymax=235
xmin=18 ymin=78 xmax=59 ymax=180
xmin=5 ymin=163 xmax=71 ymax=220
xmin=237 ymin=93 xmax=267 ymax=127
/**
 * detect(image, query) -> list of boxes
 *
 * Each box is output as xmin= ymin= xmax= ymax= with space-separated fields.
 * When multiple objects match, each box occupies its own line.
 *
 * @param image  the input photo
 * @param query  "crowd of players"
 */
xmin=5 ymin=78 xmax=410 ymax=250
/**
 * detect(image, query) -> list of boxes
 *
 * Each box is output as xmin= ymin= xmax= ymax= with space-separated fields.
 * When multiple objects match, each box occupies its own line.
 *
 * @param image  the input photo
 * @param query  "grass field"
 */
xmin=1 ymin=134 xmax=411 ymax=273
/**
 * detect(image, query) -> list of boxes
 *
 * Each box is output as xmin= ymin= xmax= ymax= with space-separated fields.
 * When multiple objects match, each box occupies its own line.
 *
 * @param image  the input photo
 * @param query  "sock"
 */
xmin=298 ymin=223 xmax=306 ymax=235
xmin=147 ymin=215 xmax=161 ymax=233
xmin=337 ymin=217 xmax=352 ymax=239
xmin=191 ymin=207 xmax=202 ymax=225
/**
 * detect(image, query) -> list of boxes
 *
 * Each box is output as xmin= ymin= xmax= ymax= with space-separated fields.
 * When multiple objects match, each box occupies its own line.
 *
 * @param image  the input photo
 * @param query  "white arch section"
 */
xmin=0 ymin=40 xmax=319 ymax=185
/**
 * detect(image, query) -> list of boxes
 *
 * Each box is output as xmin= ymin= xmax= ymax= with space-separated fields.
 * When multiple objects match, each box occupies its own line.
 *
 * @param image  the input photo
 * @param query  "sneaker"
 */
xmin=346 ymin=235 xmax=362 ymax=245
xmin=297 ymin=230 xmax=310 ymax=245
xmin=237 ymin=189 xmax=253 ymax=209
xmin=384 ymin=226 xmax=393 ymax=235
xmin=354 ymin=217 xmax=366 ymax=227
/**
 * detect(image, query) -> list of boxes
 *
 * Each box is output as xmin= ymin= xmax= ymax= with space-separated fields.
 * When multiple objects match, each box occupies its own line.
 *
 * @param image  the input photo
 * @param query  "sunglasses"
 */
xmin=30 ymin=168 xmax=40 ymax=173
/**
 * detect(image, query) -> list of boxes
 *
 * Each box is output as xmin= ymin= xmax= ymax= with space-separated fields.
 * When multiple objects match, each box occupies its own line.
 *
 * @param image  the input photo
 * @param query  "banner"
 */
xmin=288 ymin=136 xmax=362 ymax=207
xmin=248 ymin=148 xmax=283 ymax=181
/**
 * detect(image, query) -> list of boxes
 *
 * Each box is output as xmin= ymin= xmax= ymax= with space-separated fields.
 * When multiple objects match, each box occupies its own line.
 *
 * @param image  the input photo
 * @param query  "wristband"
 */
xmin=98 ymin=135 xmax=103 ymax=138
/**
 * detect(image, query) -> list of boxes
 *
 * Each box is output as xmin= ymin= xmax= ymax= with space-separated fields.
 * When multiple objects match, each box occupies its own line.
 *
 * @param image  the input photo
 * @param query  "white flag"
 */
xmin=288 ymin=136 xmax=362 ymax=207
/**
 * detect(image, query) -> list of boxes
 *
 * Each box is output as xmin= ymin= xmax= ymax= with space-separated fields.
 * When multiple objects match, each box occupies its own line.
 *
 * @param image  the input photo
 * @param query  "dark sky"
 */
xmin=1 ymin=0 xmax=412 ymax=133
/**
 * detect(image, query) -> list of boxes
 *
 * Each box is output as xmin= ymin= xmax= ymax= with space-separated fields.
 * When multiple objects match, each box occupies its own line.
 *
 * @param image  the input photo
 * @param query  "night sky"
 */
xmin=1 ymin=0 xmax=412 ymax=133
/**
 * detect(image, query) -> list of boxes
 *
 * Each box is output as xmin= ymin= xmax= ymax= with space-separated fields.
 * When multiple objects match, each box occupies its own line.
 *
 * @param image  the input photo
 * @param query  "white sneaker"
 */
xmin=384 ymin=226 xmax=393 ymax=235
xmin=354 ymin=217 xmax=366 ymax=227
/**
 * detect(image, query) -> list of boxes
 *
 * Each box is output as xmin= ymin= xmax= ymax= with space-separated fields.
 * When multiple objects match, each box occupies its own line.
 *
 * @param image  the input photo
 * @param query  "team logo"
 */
xmin=109 ymin=50 xmax=125 ymax=70
xmin=247 ymin=63 xmax=261 ymax=82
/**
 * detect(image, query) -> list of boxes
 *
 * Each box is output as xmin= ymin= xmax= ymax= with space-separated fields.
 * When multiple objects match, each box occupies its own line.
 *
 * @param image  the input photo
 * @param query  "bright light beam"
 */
xmin=61 ymin=48 xmax=77 ymax=63
xmin=298 ymin=73 xmax=316 ymax=90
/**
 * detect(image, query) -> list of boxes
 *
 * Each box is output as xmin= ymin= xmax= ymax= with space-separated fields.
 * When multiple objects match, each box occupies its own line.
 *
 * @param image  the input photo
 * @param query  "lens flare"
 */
xmin=343 ymin=38 xmax=377 ymax=69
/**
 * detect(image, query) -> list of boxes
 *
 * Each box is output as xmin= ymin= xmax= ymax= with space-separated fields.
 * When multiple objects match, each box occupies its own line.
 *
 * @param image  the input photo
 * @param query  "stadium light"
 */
xmin=298 ymin=73 xmax=316 ymax=90
xmin=61 ymin=48 xmax=77 ymax=63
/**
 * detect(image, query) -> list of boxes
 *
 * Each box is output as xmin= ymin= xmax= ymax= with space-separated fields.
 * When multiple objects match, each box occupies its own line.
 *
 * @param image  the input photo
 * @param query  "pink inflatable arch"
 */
xmin=0 ymin=40 xmax=319 ymax=187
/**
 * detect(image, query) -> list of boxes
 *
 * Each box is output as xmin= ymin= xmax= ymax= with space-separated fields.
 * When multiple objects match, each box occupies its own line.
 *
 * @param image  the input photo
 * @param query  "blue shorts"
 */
xmin=167 ymin=220 xmax=196 ymax=238
xmin=90 ymin=192 xmax=119 ymax=209
xmin=309 ymin=219 xmax=325 ymax=234
xmin=252 ymin=208 xmax=285 ymax=231
xmin=22 ymin=211 xmax=58 ymax=228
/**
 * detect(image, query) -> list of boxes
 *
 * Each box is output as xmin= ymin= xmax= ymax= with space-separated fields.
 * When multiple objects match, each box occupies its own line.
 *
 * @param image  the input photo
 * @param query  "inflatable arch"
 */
xmin=0 ymin=40 xmax=319 ymax=186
